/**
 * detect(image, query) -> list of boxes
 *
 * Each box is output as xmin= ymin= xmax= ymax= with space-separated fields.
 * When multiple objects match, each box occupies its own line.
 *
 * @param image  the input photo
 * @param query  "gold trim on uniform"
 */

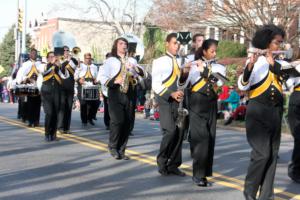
xmin=241 ymin=79 xmax=249 ymax=86
xmin=43 ymin=66 xmax=62 ymax=84
xmin=159 ymin=58 xmax=180 ymax=96
xmin=191 ymin=78 xmax=207 ymax=92
xmin=294 ymin=86 xmax=300 ymax=92
xmin=27 ymin=63 xmax=39 ymax=78
xmin=85 ymin=65 xmax=93 ymax=79
xmin=158 ymin=88 xmax=168 ymax=96
xmin=249 ymin=71 xmax=282 ymax=99
xmin=66 ymin=64 xmax=75 ymax=75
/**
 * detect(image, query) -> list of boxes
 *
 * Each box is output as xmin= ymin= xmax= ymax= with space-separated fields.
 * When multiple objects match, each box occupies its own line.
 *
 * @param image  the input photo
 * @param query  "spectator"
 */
xmin=224 ymin=93 xmax=248 ymax=125
xmin=218 ymin=85 xmax=230 ymax=111
xmin=223 ymin=85 xmax=240 ymax=112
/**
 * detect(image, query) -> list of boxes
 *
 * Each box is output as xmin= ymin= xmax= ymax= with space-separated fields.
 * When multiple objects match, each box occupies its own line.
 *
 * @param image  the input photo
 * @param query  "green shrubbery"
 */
xmin=217 ymin=40 xmax=247 ymax=59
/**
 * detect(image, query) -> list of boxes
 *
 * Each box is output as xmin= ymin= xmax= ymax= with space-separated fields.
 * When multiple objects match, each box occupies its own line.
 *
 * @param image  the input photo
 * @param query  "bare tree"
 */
xmin=145 ymin=0 xmax=190 ymax=31
xmin=147 ymin=0 xmax=300 ymax=57
xmin=201 ymin=0 xmax=300 ymax=43
xmin=51 ymin=0 xmax=144 ymax=35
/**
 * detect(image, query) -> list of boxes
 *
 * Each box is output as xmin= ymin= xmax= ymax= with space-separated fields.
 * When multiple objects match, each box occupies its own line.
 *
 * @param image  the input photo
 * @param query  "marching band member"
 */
xmin=187 ymin=39 xmax=225 ymax=186
xmin=187 ymin=33 xmax=205 ymax=61
xmin=238 ymin=24 xmax=287 ymax=200
xmin=41 ymin=52 xmax=69 ymax=141
xmin=152 ymin=33 xmax=189 ymax=176
xmin=98 ymin=37 xmax=144 ymax=160
xmin=75 ymin=53 xmax=99 ymax=127
xmin=16 ymin=48 xmax=41 ymax=127
xmin=286 ymin=70 xmax=300 ymax=183
xmin=58 ymin=46 xmax=78 ymax=134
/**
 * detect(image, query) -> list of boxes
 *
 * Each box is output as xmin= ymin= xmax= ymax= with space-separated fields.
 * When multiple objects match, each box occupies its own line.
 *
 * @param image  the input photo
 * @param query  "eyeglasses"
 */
xmin=64 ymin=49 xmax=69 ymax=52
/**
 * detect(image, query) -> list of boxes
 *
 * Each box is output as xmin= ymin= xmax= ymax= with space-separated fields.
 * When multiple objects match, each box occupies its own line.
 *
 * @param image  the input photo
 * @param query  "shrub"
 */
xmin=217 ymin=40 xmax=247 ymax=58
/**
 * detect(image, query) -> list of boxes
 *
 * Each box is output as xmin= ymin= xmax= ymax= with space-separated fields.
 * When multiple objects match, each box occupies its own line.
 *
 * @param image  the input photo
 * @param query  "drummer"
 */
xmin=16 ymin=48 xmax=42 ymax=127
xmin=75 ymin=53 xmax=99 ymax=127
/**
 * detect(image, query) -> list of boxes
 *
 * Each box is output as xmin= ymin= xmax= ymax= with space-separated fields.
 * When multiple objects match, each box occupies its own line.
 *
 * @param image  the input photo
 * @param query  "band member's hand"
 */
xmin=79 ymin=78 xmax=85 ymax=85
xmin=23 ymin=77 xmax=30 ymax=84
xmin=114 ymin=77 xmax=123 ymax=85
xmin=247 ymin=53 xmax=258 ymax=70
xmin=183 ymin=62 xmax=192 ymax=73
xmin=195 ymin=60 xmax=204 ymax=72
xmin=266 ymin=50 xmax=275 ymax=66
xmin=171 ymin=91 xmax=184 ymax=102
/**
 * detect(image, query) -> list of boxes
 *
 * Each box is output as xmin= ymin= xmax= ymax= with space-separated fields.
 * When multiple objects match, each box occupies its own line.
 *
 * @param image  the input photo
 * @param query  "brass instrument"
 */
xmin=119 ymin=54 xmax=130 ymax=93
xmin=119 ymin=54 xmax=139 ymax=93
xmin=118 ymin=33 xmax=145 ymax=93
xmin=72 ymin=46 xmax=81 ymax=59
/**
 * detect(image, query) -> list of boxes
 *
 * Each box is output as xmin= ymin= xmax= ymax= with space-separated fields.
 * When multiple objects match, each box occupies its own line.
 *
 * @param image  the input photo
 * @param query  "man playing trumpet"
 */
xmin=58 ymin=46 xmax=79 ymax=134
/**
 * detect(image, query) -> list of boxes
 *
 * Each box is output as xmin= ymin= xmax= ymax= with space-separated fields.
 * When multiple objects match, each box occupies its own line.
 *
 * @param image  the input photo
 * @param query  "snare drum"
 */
xmin=14 ymin=84 xmax=28 ymax=96
xmin=81 ymin=85 xmax=99 ymax=100
xmin=27 ymin=85 xmax=39 ymax=96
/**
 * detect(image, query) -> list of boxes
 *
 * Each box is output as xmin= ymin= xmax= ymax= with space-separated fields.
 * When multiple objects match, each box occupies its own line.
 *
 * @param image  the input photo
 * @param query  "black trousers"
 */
xmin=108 ymin=87 xmax=131 ymax=155
xmin=103 ymin=96 xmax=110 ymax=128
xmin=41 ymin=83 xmax=61 ymax=136
xmin=91 ymin=100 xmax=100 ymax=119
xmin=287 ymin=92 xmax=300 ymax=179
xmin=58 ymin=89 xmax=73 ymax=131
xmin=244 ymin=100 xmax=282 ymax=200
xmin=156 ymin=96 xmax=184 ymax=171
xmin=189 ymin=92 xmax=217 ymax=178
xmin=79 ymin=99 xmax=98 ymax=123
xmin=18 ymin=97 xmax=28 ymax=121
xmin=27 ymin=95 xmax=41 ymax=125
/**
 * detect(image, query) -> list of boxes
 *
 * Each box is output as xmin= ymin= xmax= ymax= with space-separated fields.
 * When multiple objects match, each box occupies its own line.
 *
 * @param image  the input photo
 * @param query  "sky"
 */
xmin=0 ymin=0 xmax=152 ymax=43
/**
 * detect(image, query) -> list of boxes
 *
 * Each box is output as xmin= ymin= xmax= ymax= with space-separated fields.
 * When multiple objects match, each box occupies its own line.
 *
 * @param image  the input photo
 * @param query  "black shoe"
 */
xmin=88 ymin=120 xmax=95 ymax=126
xmin=192 ymin=177 xmax=208 ymax=187
xmin=50 ymin=134 xmax=59 ymax=141
xmin=28 ymin=123 xmax=34 ymax=127
xmin=168 ymin=168 xmax=186 ymax=177
xmin=45 ymin=135 xmax=51 ymax=142
xmin=34 ymin=122 xmax=40 ymax=127
xmin=288 ymin=171 xmax=300 ymax=183
xmin=158 ymin=169 xmax=169 ymax=176
xmin=109 ymin=149 xmax=121 ymax=160
xmin=93 ymin=117 xmax=97 ymax=120
xmin=129 ymin=132 xmax=134 ymax=136
xmin=64 ymin=130 xmax=71 ymax=134
xmin=106 ymin=126 xmax=110 ymax=130
xmin=224 ymin=117 xmax=233 ymax=126
xmin=243 ymin=192 xmax=256 ymax=200
xmin=120 ymin=154 xmax=130 ymax=160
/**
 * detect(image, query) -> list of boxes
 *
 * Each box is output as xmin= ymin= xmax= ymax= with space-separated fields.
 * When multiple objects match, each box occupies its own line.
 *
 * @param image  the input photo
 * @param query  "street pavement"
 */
xmin=0 ymin=103 xmax=299 ymax=200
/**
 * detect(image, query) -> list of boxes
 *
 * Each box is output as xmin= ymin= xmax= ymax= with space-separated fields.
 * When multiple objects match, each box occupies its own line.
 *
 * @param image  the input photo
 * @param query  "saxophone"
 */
xmin=119 ymin=56 xmax=130 ymax=93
